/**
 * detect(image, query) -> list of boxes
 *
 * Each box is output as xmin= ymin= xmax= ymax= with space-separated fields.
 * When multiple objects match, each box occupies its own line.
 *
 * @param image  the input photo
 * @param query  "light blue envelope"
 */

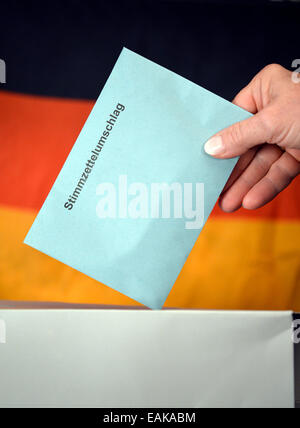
xmin=24 ymin=48 xmax=251 ymax=309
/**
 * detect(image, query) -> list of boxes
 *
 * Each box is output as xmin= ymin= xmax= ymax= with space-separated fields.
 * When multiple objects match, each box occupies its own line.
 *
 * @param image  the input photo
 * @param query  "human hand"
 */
xmin=204 ymin=64 xmax=300 ymax=211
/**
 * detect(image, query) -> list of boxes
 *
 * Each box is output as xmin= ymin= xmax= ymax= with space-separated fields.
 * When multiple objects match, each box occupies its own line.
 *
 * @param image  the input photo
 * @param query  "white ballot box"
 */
xmin=0 ymin=301 xmax=297 ymax=408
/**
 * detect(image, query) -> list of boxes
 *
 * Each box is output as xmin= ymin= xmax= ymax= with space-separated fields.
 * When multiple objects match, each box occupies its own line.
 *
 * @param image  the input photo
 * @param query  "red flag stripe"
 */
xmin=0 ymin=90 xmax=299 ymax=220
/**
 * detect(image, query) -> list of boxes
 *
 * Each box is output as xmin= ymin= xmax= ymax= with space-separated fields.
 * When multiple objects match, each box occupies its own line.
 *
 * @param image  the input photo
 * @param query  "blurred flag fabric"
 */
xmin=0 ymin=1 xmax=299 ymax=310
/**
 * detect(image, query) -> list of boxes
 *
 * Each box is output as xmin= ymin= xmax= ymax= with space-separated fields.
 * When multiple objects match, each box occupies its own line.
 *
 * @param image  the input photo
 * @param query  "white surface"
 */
xmin=0 ymin=308 xmax=294 ymax=408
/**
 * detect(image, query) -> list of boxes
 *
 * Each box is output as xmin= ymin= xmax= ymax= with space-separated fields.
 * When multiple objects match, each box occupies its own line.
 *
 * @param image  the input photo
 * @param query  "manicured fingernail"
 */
xmin=204 ymin=136 xmax=225 ymax=156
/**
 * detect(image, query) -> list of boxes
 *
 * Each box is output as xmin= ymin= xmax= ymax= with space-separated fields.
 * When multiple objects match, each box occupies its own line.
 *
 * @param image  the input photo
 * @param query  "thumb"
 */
xmin=204 ymin=111 xmax=271 ymax=158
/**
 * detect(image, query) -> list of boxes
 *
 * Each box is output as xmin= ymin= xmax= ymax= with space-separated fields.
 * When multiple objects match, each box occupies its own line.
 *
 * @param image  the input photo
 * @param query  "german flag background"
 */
xmin=0 ymin=0 xmax=299 ymax=310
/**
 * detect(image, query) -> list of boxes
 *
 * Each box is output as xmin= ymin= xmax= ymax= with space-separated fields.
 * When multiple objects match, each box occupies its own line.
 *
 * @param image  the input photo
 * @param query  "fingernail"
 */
xmin=204 ymin=136 xmax=225 ymax=156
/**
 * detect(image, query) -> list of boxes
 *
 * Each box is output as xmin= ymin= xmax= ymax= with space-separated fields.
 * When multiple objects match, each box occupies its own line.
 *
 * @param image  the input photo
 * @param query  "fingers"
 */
xmin=242 ymin=151 xmax=300 ymax=210
xmin=287 ymin=148 xmax=300 ymax=163
xmin=219 ymin=144 xmax=283 ymax=212
xmin=220 ymin=148 xmax=258 ymax=195
xmin=204 ymin=111 xmax=272 ymax=158
xmin=207 ymin=63 xmax=300 ymax=211
xmin=232 ymin=83 xmax=258 ymax=114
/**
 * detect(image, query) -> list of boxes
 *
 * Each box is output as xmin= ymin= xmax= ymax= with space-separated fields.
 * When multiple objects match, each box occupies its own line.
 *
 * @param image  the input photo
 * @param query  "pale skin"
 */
xmin=204 ymin=64 xmax=300 ymax=212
